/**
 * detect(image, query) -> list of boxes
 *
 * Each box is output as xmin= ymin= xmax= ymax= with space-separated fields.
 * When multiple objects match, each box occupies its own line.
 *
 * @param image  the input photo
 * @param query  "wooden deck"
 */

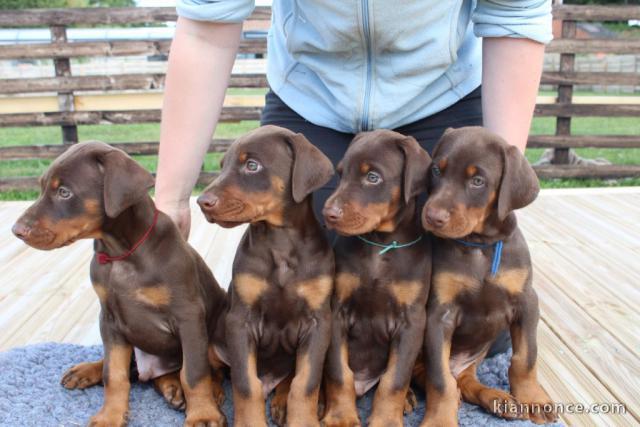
xmin=1 ymin=187 xmax=638 ymax=426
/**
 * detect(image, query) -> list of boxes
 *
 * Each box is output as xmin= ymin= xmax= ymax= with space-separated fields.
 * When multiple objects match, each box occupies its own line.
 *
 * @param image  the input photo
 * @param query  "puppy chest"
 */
xmin=233 ymin=272 xmax=333 ymax=313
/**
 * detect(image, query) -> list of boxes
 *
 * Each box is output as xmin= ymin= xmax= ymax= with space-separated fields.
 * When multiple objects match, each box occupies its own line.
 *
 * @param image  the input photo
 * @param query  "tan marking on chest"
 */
xmin=433 ymin=272 xmax=479 ymax=304
xmin=335 ymin=273 xmax=360 ymax=302
xmin=390 ymin=280 xmax=423 ymax=305
xmin=134 ymin=285 xmax=171 ymax=307
xmin=92 ymin=282 xmax=108 ymax=302
xmin=234 ymin=273 xmax=268 ymax=305
xmin=296 ymin=275 xmax=333 ymax=310
xmin=487 ymin=268 xmax=529 ymax=295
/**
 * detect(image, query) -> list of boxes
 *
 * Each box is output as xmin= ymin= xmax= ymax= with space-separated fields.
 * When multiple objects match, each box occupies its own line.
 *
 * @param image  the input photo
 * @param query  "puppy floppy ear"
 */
xmin=99 ymin=150 xmax=155 ymax=218
xmin=497 ymin=144 xmax=540 ymax=221
xmin=286 ymin=132 xmax=335 ymax=203
xmin=398 ymin=136 xmax=431 ymax=203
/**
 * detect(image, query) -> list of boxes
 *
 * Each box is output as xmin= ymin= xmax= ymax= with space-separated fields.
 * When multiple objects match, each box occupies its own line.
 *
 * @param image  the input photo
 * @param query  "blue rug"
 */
xmin=0 ymin=343 xmax=561 ymax=426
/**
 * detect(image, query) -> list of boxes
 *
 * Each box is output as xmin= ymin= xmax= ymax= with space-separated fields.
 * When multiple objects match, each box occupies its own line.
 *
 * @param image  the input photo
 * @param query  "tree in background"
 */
xmin=0 ymin=0 xmax=135 ymax=8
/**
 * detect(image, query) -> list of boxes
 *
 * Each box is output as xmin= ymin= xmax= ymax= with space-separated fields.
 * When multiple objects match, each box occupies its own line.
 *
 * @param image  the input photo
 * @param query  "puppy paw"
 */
xmin=368 ymin=417 xmax=402 ymax=427
xmin=320 ymin=412 xmax=361 ymax=427
xmin=478 ymin=388 xmax=524 ymax=420
xmin=269 ymin=393 xmax=287 ymax=426
xmin=61 ymin=361 xmax=103 ymax=389
xmin=184 ymin=407 xmax=227 ymax=427
xmin=514 ymin=386 xmax=558 ymax=424
xmin=88 ymin=409 xmax=127 ymax=427
xmin=153 ymin=372 xmax=185 ymax=411
xmin=419 ymin=418 xmax=456 ymax=427
xmin=404 ymin=387 xmax=418 ymax=414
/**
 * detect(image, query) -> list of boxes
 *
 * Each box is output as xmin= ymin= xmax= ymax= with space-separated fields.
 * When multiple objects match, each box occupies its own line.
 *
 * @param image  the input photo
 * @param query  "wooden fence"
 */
xmin=0 ymin=4 xmax=639 ymax=190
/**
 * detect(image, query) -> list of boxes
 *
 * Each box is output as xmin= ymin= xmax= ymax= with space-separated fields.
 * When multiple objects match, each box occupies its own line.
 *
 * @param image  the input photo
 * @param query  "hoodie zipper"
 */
xmin=360 ymin=0 xmax=372 ymax=131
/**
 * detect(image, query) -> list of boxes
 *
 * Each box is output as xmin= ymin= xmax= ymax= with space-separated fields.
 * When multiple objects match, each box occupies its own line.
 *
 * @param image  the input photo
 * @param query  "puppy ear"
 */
xmin=286 ymin=133 xmax=335 ymax=203
xmin=398 ymin=136 xmax=431 ymax=203
xmin=497 ymin=145 xmax=539 ymax=220
xmin=99 ymin=150 xmax=155 ymax=218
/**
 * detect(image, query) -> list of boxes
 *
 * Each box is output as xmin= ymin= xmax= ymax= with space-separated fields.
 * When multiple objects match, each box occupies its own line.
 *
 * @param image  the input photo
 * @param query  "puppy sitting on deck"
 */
xmin=419 ymin=127 xmax=557 ymax=425
xmin=321 ymin=130 xmax=432 ymax=427
xmin=12 ymin=142 xmax=228 ymax=427
xmin=197 ymin=125 xmax=335 ymax=427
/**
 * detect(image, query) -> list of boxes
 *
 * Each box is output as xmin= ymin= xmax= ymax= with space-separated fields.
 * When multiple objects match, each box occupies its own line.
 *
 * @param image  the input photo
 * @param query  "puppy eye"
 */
xmin=57 ymin=186 xmax=72 ymax=199
xmin=244 ymin=159 xmax=262 ymax=173
xmin=470 ymin=176 xmax=485 ymax=188
xmin=431 ymin=166 xmax=441 ymax=177
xmin=366 ymin=171 xmax=382 ymax=184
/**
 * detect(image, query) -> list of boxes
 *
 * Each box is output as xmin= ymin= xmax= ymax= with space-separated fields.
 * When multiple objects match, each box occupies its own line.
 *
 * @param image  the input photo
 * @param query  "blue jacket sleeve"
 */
xmin=473 ymin=0 xmax=553 ymax=44
xmin=176 ymin=0 xmax=255 ymax=23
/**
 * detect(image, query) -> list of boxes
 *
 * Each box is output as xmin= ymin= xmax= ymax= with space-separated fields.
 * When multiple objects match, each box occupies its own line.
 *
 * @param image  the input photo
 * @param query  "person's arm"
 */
xmin=481 ymin=37 xmax=545 ymax=153
xmin=155 ymin=17 xmax=242 ymax=237
xmin=473 ymin=0 xmax=553 ymax=152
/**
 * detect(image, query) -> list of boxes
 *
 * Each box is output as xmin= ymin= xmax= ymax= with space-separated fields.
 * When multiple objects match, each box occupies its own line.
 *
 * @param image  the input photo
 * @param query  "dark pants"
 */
xmin=259 ymin=86 xmax=509 ymax=356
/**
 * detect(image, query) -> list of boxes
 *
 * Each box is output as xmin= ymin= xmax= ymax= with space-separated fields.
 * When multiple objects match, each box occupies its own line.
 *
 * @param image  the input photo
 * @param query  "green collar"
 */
xmin=356 ymin=234 xmax=423 ymax=255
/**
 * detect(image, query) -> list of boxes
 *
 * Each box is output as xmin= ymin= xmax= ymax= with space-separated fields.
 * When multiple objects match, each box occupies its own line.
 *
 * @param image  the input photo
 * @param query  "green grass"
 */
xmin=1 ymin=114 xmax=639 ymax=200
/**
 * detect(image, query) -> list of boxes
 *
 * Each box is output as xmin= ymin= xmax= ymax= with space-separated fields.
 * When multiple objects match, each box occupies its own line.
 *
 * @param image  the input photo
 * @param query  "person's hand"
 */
xmin=156 ymin=199 xmax=191 ymax=239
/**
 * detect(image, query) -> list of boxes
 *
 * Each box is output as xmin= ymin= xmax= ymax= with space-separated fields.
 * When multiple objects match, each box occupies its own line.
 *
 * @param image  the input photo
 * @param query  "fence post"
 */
xmin=50 ymin=25 xmax=78 ymax=145
xmin=552 ymin=16 xmax=576 ymax=164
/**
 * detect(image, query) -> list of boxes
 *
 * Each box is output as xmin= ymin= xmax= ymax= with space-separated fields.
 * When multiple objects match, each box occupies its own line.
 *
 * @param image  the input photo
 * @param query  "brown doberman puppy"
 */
xmin=419 ymin=127 xmax=557 ymax=426
xmin=197 ymin=125 xmax=335 ymax=427
xmin=321 ymin=130 xmax=432 ymax=427
xmin=12 ymin=141 xmax=228 ymax=427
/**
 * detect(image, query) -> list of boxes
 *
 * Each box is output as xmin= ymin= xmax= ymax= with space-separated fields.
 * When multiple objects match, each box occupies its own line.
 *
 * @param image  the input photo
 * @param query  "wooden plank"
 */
xmin=541 ymin=72 xmax=640 ymax=87
xmin=540 ymin=103 xmax=640 ymax=117
xmin=0 ymin=139 xmax=233 ymax=160
xmin=0 ymin=39 xmax=266 ymax=60
xmin=528 ymin=135 xmax=640 ymax=149
xmin=0 ymin=73 xmax=268 ymax=95
xmin=0 ymin=171 xmax=222 ymax=192
xmin=1 ymin=5 xmax=637 ymax=28
xmin=534 ymin=262 xmax=640 ymax=420
xmin=531 ymin=243 xmax=639 ymax=355
xmin=3 ymin=30 xmax=636 ymax=60
xmin=547 ymin=39 xmax=640 ymax=54
xmin=537 ymin=321 xmax=635 ymax=427
xmin=0 ymin=106 xmax=261 ymax=127
xmin=533 ymin=165 xmax=640 ymax=179
xmin=0 ymin=6 xmax=271 ymax=27
xmin=553 ymin=4 xmax=640 ymax=21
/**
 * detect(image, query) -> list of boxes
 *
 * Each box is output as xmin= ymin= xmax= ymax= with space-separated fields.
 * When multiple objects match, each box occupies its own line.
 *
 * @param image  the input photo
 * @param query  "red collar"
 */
xmin=96 ymin=209 xmax=159 ymax=265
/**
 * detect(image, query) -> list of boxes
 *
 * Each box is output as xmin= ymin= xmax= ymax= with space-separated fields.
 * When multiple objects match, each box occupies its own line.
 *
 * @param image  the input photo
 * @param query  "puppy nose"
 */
xmin=323 ymin=205 xmax=343 ymax=223
xmin=12 ymin=222 xmax=31 ymax=240
xmin=425 ymin=207 xmax=450 ymax=228
xmin=197 ymin=193 xmax=219 ymax=210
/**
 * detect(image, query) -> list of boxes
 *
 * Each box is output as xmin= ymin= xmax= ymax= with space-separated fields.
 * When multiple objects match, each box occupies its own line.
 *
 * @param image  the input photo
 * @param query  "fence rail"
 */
xmin=0 ymin=4 xmax=639 ymax=191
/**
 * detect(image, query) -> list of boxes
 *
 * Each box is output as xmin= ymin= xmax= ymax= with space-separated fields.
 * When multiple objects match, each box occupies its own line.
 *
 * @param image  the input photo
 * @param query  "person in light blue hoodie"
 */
xmin=143 ymin=0 xmax=552 ymax=382
xmin=155 ymin=0 xmax=552 ymax=236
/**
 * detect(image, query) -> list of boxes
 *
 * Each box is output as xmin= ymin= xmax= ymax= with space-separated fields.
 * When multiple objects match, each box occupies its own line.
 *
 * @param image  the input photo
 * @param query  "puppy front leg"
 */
xmin=369 ymin=308 xmax=426 ymax=427
xmin=509 ymin=289 xmax=558 ymax=424
xmin=419 ymin=305 xmax=459 ymax=427
xmin=89 ymin=323 xmax=132 ymax=427
xmin=320 ymin=309 xmax=360 ymax=427
xmin=179 ymin=318 xmax=227 ymax=427
xmin=287 ymin=308 xmax=331 ymax=427
xmin=226 ymin=310 xmax=267 ymax=427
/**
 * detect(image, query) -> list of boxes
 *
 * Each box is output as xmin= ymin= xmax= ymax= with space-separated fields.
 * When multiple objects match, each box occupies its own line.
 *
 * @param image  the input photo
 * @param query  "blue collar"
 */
xmin=453 ymin=238 xmax=504 ymax=277
xmin=357 ymin=234 xmax=423 ymax=255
